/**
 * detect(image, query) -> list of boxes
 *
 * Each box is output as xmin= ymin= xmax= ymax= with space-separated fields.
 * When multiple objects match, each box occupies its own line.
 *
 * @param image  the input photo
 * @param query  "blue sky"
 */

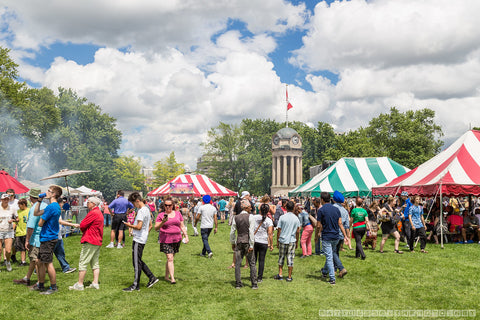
xmin=2 ymin=0 xmax=480 ymax=169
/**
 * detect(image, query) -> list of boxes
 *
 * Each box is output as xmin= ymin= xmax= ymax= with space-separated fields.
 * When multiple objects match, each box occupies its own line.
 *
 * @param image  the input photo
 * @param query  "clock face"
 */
xmin=292 ymin=136 xmax=299 ymax=145
xmin=273 ymin=136 xmax=280 ymax=145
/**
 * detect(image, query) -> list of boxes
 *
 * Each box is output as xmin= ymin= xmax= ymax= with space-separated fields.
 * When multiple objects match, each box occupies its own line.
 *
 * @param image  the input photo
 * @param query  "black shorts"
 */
xmin=39 ymin=239 xmax=58 ymax=264
xmin=14 ymin=235 xmax=26 ymax=251
xmin=112 ymin=214 xmax=127 ymax=232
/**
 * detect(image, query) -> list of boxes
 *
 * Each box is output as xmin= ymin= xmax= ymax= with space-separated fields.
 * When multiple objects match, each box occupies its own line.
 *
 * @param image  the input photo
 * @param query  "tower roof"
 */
xmin=276 ymin=127 xmax=298 ymax=139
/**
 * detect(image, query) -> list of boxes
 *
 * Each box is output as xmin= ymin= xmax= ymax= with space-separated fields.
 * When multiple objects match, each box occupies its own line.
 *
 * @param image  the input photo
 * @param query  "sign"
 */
xmin=170 ymin=182 xmax=194 ymax=195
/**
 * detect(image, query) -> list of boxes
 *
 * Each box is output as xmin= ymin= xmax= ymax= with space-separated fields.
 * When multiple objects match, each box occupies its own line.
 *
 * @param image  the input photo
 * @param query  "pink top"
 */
xmin=156 ymin=211 xmax=183 ymax=244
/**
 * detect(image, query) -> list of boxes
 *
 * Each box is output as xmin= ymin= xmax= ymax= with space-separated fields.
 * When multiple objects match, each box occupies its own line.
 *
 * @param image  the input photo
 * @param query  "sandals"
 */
xmin=273 ymin=274 xmax=283 ymax=280
xmin=395 ymin=250 xmax=404 ymax=254
xmin=420 ymin=250 xmax=428 ymax=253
xmin=379 ymin=251 xmax=384 ymax=254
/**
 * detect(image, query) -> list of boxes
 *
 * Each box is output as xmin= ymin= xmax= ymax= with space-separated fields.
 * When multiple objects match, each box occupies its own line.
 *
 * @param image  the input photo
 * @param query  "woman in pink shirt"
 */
xmin=155 ymin=198 xmax=188 ymax=284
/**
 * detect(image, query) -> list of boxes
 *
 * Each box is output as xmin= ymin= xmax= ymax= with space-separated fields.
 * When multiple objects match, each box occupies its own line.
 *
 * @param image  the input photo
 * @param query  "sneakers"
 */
xmin=286 ymin=277 xmax=293 ymax=282
xmin=147 ymin=278 xmax=159 ymax=288
xmin=273 ymin=274 xmax=283 ymax=280
xmin=19 ymin=262 xmax=28 ymax=267
xmin=6 ymin=261 xmax=12 ymax=272
xmin=40 ymin=286 xmax=58 ymax=295
xmin=117 ymin=244 xmax=123 ymax=249
xmin=29 ymin=283 xmax=40 ymax=291
xmin=208 ymin=252 xmax=213 ymax=258
xmin=123 ymin=285 xmax=140 ymax=292
xmin=252 ymin=285 xmax=258 ymax=290
xmin=106 ymin=242 xmax=115 ymax=248
xmin=338 ymin=269 xmax=348 ymax=278
xmin=257 ymin=279 xmax=263 ymax=283
xmin=64 ymin=267 xmax=77 ymax=274
xmin=328 ymin=279 xmax=336 ymax=285
xmin=13 ymin=278 xmax=30 ymax=285
xmin=235 ymin=283 xmax=243 ymax=289
xmin=87 ymin=283 xmax=100 ymax=290
xmin=321 ymin=273 xmax=328 ymax=279
xmin=69 ymin=283 xmax=84 ymax=291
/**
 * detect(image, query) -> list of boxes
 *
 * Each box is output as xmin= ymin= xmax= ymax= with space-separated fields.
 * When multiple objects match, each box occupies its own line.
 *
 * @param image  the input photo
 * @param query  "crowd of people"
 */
xmin=2 ymin=186 xmax=480 ymax=293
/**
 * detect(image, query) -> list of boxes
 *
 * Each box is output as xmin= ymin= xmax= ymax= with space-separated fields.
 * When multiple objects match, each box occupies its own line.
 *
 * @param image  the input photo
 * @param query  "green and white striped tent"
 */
xmin=288 ymin=157 xmax=410 ymax=198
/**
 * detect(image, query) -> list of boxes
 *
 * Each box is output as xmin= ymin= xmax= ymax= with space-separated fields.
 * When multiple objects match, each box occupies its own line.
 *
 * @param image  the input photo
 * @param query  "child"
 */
xmin=122 ymin=192 xmax=158 ymax=291
xmin=127 ymin=209 xmax=135 ymax=237
xmin=15 ymin=199 xmax=29 ymax=266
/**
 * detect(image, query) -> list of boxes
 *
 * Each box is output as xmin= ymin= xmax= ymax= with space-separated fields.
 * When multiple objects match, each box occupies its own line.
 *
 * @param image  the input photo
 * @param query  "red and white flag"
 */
xmin=286 ymin=86 xmax=293 ymax=110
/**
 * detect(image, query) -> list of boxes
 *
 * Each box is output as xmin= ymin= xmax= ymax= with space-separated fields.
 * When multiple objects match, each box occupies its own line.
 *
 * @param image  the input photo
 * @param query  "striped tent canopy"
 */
xmin=289 ymin=157 xmax=410 ymax=198
xmin=373 ymin=130 xmax=480 ymax=196
xmin=147 ymin=174 xmax=237 ymax=197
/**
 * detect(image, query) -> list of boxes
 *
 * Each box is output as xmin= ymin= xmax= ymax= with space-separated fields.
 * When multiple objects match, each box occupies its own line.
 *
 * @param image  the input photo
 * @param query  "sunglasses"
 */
xmin=165 ymin=204 xmax=173 ymax=207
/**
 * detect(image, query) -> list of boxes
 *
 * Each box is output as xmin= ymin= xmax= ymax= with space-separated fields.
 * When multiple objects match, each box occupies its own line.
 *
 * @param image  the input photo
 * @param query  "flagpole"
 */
xmin=286 ymin=84 xmax=288 ymax=128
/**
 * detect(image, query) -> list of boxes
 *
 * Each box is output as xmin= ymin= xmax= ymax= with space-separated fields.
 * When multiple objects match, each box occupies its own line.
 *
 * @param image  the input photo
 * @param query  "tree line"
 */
xmin=201 ymin=108 xmax=444 ymax=195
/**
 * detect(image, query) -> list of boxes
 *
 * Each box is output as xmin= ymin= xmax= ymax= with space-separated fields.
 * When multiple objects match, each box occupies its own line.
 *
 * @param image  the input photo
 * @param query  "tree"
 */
xmin=366 ymin=107 xmax=443 ymax=168
xmin=114 ymin=155 xmax=146 ymax=191
xmin=152 ymin=151 xmax=185 ymax=185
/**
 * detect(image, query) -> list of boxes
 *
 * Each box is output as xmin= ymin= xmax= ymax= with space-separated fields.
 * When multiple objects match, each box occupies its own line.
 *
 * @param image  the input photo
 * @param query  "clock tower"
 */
xmin=271 ymin=127 xmax=303 ymax=197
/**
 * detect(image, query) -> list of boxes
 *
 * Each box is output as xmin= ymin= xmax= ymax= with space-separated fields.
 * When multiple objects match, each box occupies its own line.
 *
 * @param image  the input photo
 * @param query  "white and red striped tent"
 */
xmin=147 ymin=174 xmax=237 ymax=197
xmin=373 ymin=130 xmax=480 ymax=196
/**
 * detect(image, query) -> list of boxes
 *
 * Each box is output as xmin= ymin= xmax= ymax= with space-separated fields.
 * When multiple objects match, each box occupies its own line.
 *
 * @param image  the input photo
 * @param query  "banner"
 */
xmin=170 ymin=182 xmax=194 ymax=195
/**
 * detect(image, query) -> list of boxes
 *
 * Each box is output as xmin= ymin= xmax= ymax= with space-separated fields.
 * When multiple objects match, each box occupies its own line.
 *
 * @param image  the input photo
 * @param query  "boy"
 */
xmin=34 ymin=185 xmax=63 ymax=294
xmin=15 ymin=198 xmax=29 ymax=266
xmin=123 ymin=192 xmax=158 ymax=291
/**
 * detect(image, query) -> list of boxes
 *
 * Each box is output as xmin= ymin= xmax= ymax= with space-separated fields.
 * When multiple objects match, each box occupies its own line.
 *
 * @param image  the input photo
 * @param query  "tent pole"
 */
xmin=440 ymin=184 xmax=444 ymax=249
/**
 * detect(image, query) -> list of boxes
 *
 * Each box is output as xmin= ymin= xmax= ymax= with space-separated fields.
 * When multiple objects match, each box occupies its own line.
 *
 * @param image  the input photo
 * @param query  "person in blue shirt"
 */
xmin=34 ymin=185 xmax=63 ymax=294
xmin=106 ymin=190 xmax=134 ymax=249
xmin=408 ymin=196 xmax=428 ymax=253
xmin=217 ymin=198 xmax=227 ymax=223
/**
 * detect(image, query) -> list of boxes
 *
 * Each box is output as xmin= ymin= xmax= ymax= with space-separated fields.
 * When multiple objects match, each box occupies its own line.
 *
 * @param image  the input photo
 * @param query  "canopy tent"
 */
xmin=0 ymin=170 xmax=29 ymax=194
xmin=75 ymin=185 xmax=102 ymax=196
xmin=373 ymin=130 xmax=480 ymax=197
xmin=148 ymin=174 xmax=237 ymax=197
xmin=289 ymin=157 xmax=410 ymax=198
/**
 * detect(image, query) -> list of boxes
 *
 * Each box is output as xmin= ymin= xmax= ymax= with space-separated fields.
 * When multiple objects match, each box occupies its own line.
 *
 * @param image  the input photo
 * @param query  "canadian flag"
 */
xmin=286 ymin=86 xmax=293 ymax=110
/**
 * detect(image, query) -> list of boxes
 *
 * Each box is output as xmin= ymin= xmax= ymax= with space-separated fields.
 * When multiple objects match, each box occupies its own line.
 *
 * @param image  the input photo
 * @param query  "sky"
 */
xmin=2 ymin=0 xmax=480 ymax=170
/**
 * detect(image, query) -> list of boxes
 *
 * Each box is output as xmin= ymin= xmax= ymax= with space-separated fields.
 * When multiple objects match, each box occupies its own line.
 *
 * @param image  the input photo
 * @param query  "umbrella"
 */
xmin=0 ymin=170 xmax=29 ymax=193
xmin=40 ymin=169 xmax=91 ymax=197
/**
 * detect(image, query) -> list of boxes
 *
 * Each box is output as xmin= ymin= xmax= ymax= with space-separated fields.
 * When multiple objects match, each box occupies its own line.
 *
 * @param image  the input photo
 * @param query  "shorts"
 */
xmin=0 ymin=231 xmax=14 ymax=240
xmin=278 ymin=242 xmax=296 ymax=267
xmin=78 ymin=243 xmax=101 ymax=271
xmin=28 ymin=245 xmax=40 ymax=261
xmin=15 ymin=235 xmax=27 ymax=251
xmin=112 ymin=214 xmax=127 ymax=232
xmin=39 ymin=239 xmax=58 ymax=264
xmin=160 ymin=241 xmax=181 ymax=254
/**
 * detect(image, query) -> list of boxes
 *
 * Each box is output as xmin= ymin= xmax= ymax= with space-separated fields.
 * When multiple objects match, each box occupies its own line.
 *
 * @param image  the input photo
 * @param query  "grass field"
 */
xmin=1 ymin=221 xmax=479 ymax=320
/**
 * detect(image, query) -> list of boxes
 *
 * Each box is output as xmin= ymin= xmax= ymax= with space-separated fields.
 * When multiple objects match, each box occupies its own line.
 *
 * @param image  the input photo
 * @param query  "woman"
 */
xmin=408 ymin=196 xmax=428 ymax=253
xmin=363 ymin=201 xmax=379 ymax=250
xmin=155 ymin=198 xmax=189 ymax=284
xmin=253 ymin=204 xmax=274 ymax=282
xmin=298 ymin=204 xmax=316 ymax=257
xmin=226 ymin=197 xmax=235 ymax=225
xmin=259 ymin=195 xmax=276 ymax=222
xmin=0 ymin=193 xmax=18 ymax=272
xmin=69 ymin=197 xmax=104 ymax=290
xmin=378 ymin=196 xmax=403 ymax=254
xmin=349 ymin=197 xmax=369 ymax=260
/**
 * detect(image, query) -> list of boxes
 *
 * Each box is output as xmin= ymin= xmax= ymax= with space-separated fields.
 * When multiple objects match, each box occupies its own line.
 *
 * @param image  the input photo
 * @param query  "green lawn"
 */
xmin=1 ymin=222 xmax=479 ymax=320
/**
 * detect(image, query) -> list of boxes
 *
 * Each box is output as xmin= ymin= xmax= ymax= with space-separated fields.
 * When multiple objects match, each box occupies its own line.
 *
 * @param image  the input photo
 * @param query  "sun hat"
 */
xmin=28 ymin=188 xmax=41 ymax=198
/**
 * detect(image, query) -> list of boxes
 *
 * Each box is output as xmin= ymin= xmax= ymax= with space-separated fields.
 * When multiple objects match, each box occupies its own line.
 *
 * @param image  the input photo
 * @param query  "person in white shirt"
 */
xmin=195 ymin=195 xmax=217 ymax=258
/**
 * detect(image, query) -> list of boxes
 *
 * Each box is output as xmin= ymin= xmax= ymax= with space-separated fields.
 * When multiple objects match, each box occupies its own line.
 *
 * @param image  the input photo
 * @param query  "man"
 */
xmin=400 ymin=191 xmax=412 ymax=247
xmin=195 ymin=195 xmax=217 ymax=258
xmin=317 ymin=192 xmax=350 ymax=285
xmin=192 ymin=199 xmax=200 ymax=236
xmin=218 ymin=198 xmax=227 ymax=223
xmin=331 ymin=191 xmax=350 ymax=279
xmin=13 ymin=188 xmax=46 ymax=286
xmin=69 ymin=197 xmax=104 ymax=291
xmin=234 ymin=191 xmax=255 ymax=216
xmin=230 ymin=199 xmax=257 ymax=289
xmin=274 ymin=200 xmax=300 ymax=282
xmin=313 ymin=198 xmax=324 ymax=256
xmin=123 ymin=192 xmax=158 ymax=291
xmin=106 ymin=190 xmax=134 ymax=249
xmin=6 ymin=189 xmax=19 ymax=264
xmin=34 ymin=185 xmax=63 ymax=294
xmin=461 ymin=209 xmax=480 ymax=243
xmin=15 ymin=198 xmax=29 ymax=266
xmin=408 ymin=196 xmax=428 ymax=253
xmin=273 ymin=198 xmax=287 ymax=228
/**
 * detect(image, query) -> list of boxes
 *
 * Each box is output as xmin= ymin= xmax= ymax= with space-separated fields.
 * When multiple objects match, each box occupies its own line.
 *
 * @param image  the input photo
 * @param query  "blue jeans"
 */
xmin=321 ymin=239 xmax=339 ymax=281
xmin=334 ymin=240 xmax=344 ymax=272
xmin=201 ymin=228 xmax=213 ymax=255
xmin=54 ymin=239 xmax=70 ymax=272
xmin=315 ymin=237 xmax=324 ymax=255
xmin=104 ymin=213 xmax=111 ymax=226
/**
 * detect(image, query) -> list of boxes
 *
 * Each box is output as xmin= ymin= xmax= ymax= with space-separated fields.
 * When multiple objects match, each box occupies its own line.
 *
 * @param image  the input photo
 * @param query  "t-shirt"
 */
xmin=218 ymin=199 xmax=227 ymax=212
xmin=350 ymin=207 xmax=368 ymax=228
xmin=0 ymin=205 xmax=17 ymax=232
xmin=133 ymin=206 xmax=151 ymax=244
xmin=334 ymin=203 xmax=350 ymax=239
xmin=408 ymin=205 xmax=424 ymax=229
xmin=108 ymin=196 xmax=134 ymax=214
xmin=298 ymin=210 xmax=311 ymax=227
xmin=40 ymin=202 xmax=61 ymax=242
xmin=277 ymin=212 xmax=300 ymax=244
xmin=198 ymin=204 xmax=217 ymax=228
xmin=317 ymin=203 xmax=341 ymax=241
xmin=253 ymin=215 xmax=273 ymax=244
xmin=15 ymin=208 xmax=29 ymax=237
xmin=463 ymin=215 xmax=479 ymax=226
xmin=156 ymin=211 xmax=183 ymax=244
xmin=9 ymin=199 xmax=19 ymax=213
xmin=27 ymin=202 xmax=47 ymax=247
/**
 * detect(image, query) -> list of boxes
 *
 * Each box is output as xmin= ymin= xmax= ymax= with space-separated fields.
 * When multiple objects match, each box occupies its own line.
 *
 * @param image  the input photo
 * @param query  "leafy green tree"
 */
xmin=114 ymin=155 xmax=146 ymax=191
xmin=152 ymin=151 xmax=185 ymax=185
